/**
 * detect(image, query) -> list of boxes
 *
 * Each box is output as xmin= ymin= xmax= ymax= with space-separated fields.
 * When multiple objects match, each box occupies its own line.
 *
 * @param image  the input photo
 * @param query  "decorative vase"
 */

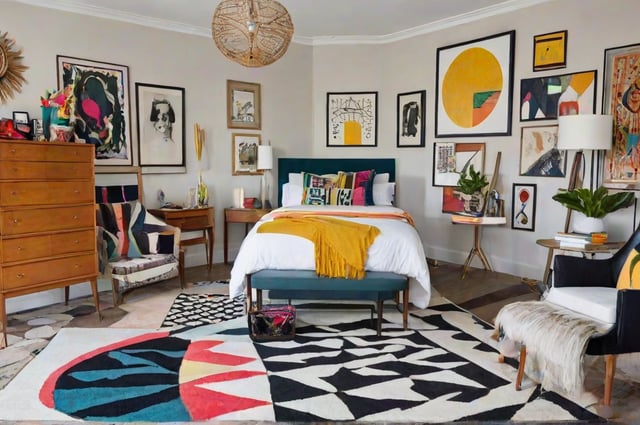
xmin=197 ymin=172 xmax=208 ymax=208
xmin=461 ymin=191 xmax=485 ymax=215
xmin=571 ymin=212 xmax=605 ymax=234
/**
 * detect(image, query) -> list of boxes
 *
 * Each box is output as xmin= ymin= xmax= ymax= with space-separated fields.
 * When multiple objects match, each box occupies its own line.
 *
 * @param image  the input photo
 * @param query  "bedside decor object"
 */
xmin=212 ymin=0 xmax=293 ymax=67
xmin=0 ymin=31 xmax=28 ymax=104
xmin=326 ymin=91 xmax=378 ymax=146
xmin=455 ymin=164 xmax=489 ymax=215
xmin=194 ymin=122 xmax=208 ymax=207
xmin=257 ymin=144 xmax=273 ymax=208
xmin=557 ymin=114 xmax=615 ymax=232
xmin=532 ymin=30 xmax=567 ymax=71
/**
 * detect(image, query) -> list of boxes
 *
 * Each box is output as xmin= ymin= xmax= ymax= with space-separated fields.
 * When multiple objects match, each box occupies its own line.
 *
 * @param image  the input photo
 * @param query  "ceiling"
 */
xmin=13 ymin=0 xmax=551 ymax=45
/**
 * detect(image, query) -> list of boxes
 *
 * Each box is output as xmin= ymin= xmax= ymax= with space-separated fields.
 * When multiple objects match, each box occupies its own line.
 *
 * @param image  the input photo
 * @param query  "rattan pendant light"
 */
xmin=212 ymin=0 xmax=293 ymax=67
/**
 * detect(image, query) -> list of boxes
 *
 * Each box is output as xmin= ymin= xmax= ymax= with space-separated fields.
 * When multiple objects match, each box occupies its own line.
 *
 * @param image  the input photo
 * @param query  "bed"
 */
xmin=228 ymin=158 xmax=431 ymax=310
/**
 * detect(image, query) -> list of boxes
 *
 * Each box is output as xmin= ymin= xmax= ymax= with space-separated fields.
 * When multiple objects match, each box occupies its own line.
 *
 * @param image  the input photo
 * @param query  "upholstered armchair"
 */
xmin=95 ymin=200 xmax=185 ymax=306
xmin=543 ymin=224 xmax=640 ymax=406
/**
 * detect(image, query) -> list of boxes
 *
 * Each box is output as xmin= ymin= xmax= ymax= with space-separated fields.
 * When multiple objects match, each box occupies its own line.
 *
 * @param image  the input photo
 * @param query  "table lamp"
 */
xmin=257 ymin=144 xmax=273 ymax=208
xmin=557 ymin=114 xmax=613 ymax=232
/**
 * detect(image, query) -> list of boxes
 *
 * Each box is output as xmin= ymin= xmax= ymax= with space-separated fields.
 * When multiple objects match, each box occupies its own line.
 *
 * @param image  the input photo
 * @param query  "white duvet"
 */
xmin=229 ymin=205 xmax=431 ymax=309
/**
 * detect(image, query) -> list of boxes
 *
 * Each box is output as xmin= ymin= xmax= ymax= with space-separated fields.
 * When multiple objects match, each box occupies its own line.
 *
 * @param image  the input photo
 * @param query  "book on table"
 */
xmin=451 ymin=214 xmax=507 ymax=224
xmin=554 ymin=232 xmax=591 ymax=244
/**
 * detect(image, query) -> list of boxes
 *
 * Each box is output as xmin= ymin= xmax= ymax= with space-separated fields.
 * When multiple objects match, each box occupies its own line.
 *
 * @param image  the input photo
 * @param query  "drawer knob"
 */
xmin=74 ymin=189 xmax=80 ymax=194
xmin=74 ymin=264 xmax=80 ymax=269
xmin=10 ymin=149 xmax=16 ymax=154
xmin=73 ymin=239 xmax=79 ymax=244
xmin=72 ymin=215 xmax=79 ymax=220
xmin=13 ymin=218 xmax=20 ymax=224
xmin=17 ymin=246 xmax=23 ymax=251
xmin=10 ymin=191 xmax=17 ymax=196
xmin=16 ymin=273 xmax=24 ymax=279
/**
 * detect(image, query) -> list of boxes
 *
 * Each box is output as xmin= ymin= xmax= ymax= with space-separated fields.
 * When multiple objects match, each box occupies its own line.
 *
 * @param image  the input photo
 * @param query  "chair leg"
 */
xmin=516 ymin=344 xmax=527 ymax=391
xmin=178 ymin=248 xmax=185 ymax=290
xmin=111 ymin=278 xmax=121 ymax=307
xmin=604 ymin=354 xmax=617 ymax=407
xmin=64 ymin=286 xmax=70 ymax=305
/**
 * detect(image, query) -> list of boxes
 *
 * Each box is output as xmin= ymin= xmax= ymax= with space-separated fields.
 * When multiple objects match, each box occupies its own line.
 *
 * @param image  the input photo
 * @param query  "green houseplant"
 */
xmin=552 ymin=186 xmax=635 ymax=233
xmin=456 ymin=165 xmax=489 ymax=214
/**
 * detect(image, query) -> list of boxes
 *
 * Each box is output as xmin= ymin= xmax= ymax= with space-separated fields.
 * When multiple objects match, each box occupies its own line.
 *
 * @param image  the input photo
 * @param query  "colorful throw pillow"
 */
xmin=96 ymin=201 xmax=144 ymax=259
xmin=301 ymin=172 xmax=339 ymax=205
xmin=349 ymin=169 xmax=376 ymax=205
xmin=616 ymin=243 xmax=640 ymax=289
xmin=326 ymin=187 xmax=354 ymax=205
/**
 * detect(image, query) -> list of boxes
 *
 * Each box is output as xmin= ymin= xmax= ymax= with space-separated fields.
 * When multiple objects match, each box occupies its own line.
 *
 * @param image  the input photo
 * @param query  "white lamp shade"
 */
xmin=257 ymin=145 xmax=273 ymax=170
xmin=557 ymin=114 xmax=613 ymax=151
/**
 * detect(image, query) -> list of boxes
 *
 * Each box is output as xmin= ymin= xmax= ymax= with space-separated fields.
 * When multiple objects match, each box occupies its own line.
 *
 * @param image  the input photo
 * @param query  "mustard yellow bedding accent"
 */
xmin=270 ymin=209 xmax=415 ymax=226
xmin=257 ymin=216 xmax=381 ymax=279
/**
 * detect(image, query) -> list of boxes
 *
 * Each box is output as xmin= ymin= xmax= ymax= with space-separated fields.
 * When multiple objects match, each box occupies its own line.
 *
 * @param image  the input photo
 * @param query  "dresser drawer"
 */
xmin=2 ymin=229 xmax=95 ymax=263
xmin=0 ymin=161 xmax=93 ymax=180
xmin=0 ymin=181 xmax=94 ymax=206
xmin=1 ymin=253 xmax=96 ymax=290
xmin=0 ymin=141 xmax=94 ymax=163
xmin=1 ymin=205 xmax=95 ymax=235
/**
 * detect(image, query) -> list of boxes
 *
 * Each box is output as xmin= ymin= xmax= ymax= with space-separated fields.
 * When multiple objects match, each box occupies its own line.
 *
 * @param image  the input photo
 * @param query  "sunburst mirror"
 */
xmin=0 ymin=31 xmax=28 ymax=104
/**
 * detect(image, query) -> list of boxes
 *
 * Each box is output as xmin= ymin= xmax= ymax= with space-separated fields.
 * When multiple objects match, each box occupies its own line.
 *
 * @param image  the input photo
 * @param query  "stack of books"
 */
xmin=451 ymin=214 xmax=507 ymax=225
xmin=554 ymin=232 xmax=591 ymax=248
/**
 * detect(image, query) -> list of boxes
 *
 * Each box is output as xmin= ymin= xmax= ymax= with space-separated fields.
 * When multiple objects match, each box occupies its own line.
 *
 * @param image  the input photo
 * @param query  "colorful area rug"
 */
xmin=0 ymin=299 xmax=604 ymax=423
xmin=161 ymin=293 xmax=245 ymax=329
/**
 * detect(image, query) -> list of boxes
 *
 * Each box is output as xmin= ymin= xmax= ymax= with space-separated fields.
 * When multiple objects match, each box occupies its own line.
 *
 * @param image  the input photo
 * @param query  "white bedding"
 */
xmin=229 ymin=205 xmax=431 ymax=308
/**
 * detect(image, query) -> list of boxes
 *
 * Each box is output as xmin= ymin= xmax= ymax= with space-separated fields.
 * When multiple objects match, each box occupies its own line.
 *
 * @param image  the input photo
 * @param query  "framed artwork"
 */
xmin=232 ymin=133 xmax=261 ymax=175
xmin=512 ymin=183 xmax=536 ymax=231
xmin=433 ymin=142 xmax=485 ymax=186
xmin=57 ymin=55 xmax=132 ymax=166
xmin=442 ymin=186 xmax=465 ymax=214
xmin=12 ymin=111 xmax=29 ymax=124
xmin=520 ymin=70 xmax=596 ymax=121
xmin=227 ymin=80 xmax=261 ymax=130
xmin=397 ymin=90 xmax=425 ymax=147
xmin=519 ymin=125 xmax=566 ymax=177
xmin=533 ymin=30 xmax=568 ymax=71
xmin=602 ymin=43 xmax=640 ymax=188
xmin=435 ymin=30 xmax=515 ymax=137
xmin=135 ymin=83 xmax=185 ymax=169
xmin=326 ymin=91 xmax=378 ymax=147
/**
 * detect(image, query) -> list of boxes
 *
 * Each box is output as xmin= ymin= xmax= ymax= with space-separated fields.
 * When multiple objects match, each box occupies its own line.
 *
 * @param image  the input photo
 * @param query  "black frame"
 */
xmin=533 ymin=30 xmax=568 ymax=72
xmin=12 ymin=111 xmax=29 ymax=124
xmin=397 ymin=90 xmax=426 ymax=147
xmin=511 ymin=183 xmax=537 ymax=231
xmin=326 ymin=91 xmax=378 ymax=147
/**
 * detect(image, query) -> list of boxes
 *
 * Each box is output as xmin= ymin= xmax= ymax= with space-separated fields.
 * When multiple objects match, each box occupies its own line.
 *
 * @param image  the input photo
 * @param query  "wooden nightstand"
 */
xmin=148 ymin=207 xmax=214 ymax=269
xmin=224 ymin=207 xmax=272 ymax=264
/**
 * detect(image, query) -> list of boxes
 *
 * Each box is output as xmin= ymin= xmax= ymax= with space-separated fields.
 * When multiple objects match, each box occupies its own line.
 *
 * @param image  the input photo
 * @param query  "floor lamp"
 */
xmin=557 ymin=114 xmax=613 ymax=233
xmin=257 ymin=144 xmax=273 ymax=208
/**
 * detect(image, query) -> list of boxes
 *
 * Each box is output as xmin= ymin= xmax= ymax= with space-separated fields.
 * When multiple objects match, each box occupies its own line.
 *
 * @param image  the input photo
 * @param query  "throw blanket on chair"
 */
xmin=494 ymin=301 xmax=612 ymax=395
xmin=257 ymin=216 xmax=380 ymax=279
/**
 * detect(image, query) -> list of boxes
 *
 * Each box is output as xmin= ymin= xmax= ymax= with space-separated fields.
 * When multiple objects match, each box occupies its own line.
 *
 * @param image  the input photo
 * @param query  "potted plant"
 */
xmin=552 ymin=186 xmax=635 ymax=233
xmin=456 ymin=165 xmax=489 ymax=214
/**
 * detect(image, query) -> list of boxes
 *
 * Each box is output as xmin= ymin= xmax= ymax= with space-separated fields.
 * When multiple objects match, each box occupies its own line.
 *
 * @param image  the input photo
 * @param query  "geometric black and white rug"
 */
xmin=161 ymin=293 xmax=245 ymax=329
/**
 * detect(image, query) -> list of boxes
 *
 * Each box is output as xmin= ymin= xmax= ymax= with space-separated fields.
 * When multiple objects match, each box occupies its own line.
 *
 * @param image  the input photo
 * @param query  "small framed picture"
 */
xmin=512 ymin=183 xmax=536 ymax=231
xmin=433 ymin=142 xmax=485 ymax=187
xmin=232 ymin=133 xmax=261 ymax=175
xmin=533 ymin=30 xmax=567 ymax=71
xmin=397 ymin=90 xmax=425 ymax=147
xmin=227 ymin=80 xmax=261 ymax=130
xmin=12 ymin=111 xmax=29 ymax=124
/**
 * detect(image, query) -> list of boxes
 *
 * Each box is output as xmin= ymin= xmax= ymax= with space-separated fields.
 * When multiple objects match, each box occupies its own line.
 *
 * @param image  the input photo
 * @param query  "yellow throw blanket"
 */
xmin=257 ymin=216 xmax=381 ymax=279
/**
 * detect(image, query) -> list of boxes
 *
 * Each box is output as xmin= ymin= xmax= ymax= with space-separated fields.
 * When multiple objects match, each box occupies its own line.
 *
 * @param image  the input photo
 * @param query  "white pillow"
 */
xmin=281 ymin=182 xmax=303 ymax=207
xmin=374 ymin=173 xmax=389 ymax=184
xmin=373 ymin=182 xmax=395 ymax=206
xmin=288 ymin=172 xmax=303 ymax=187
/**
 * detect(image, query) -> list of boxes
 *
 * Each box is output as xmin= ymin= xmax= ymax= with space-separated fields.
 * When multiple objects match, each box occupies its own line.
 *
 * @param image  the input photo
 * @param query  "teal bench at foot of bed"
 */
xmin=246 ymin=270 xmax=409 ymax=336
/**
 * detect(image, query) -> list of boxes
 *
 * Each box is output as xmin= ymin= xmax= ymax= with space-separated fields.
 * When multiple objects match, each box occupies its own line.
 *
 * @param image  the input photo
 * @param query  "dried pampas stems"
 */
xmin=0 ymin=32 xmax=28 ymax=104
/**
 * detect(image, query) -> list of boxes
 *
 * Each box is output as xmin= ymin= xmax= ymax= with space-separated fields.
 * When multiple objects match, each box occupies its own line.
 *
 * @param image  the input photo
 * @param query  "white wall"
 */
xmin=1 ymin=0 xmax=313 ymax=312
xmin=2 ymin=0 xmax=640 ymax=313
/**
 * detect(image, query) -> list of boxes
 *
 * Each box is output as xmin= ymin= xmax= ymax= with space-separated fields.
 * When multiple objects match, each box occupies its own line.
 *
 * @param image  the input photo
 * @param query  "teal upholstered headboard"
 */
xmin=277 ymin=158 xmax=396 ymax=207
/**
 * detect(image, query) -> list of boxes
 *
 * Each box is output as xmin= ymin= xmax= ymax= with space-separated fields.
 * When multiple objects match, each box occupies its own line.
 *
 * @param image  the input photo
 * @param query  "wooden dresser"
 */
xmin=0 ymin=139 xmax=99 ymax=348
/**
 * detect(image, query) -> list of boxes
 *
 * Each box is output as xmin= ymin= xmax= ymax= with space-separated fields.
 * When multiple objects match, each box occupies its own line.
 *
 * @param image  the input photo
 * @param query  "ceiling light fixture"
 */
xmin=212 ymin=0 xmax=294 ymax=68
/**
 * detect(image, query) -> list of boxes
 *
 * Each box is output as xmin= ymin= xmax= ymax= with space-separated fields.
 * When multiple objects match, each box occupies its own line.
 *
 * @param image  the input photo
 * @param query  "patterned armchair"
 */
xmin=95 ymin=169 xmax=184 ymax=306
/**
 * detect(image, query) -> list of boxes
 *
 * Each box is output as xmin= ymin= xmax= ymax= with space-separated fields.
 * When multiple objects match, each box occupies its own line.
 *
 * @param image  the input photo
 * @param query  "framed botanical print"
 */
xmin=519 ymin=125 xmax=565 ymax=177
xmin=57 ymin=55 xmax=132 ymax=166
xmin=227 ymin=80 xmax=261 ymax=130
xmin=232 ymin=133 xmax=261 ymax=175
xmin=533 ymin=30 xmax=567 ymax=71
xmin=326 ymin=91 xmax=378 ymax=147
xmin=397 ymin=90 xmax=425 ymax=147
xmin=512 ymin=183 xmax=536 ymax=231
xmin=433 ymin=142 xmax=485 ymax=186
xmin=520 ymin=70 xmax=596 ymax=121
xmin=435 ymin=30 xmax=515 ymax=137
xmin=135 ymin=83 xmax=185 ymax=169
xmin=602 ymin=43 xmax=640 ymax=188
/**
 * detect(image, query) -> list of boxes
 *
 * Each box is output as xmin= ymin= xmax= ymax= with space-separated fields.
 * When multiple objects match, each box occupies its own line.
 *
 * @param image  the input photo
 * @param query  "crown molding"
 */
xmin=15 ymin=0 xmax=554 ymax=45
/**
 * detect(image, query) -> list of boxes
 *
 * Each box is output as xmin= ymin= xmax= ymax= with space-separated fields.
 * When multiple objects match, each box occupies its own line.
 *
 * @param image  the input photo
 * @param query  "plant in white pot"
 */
xmin=552 ymin=186 xmax=635 ymax=233
xmin=456 ymin=165 xmax=489 ymax=215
